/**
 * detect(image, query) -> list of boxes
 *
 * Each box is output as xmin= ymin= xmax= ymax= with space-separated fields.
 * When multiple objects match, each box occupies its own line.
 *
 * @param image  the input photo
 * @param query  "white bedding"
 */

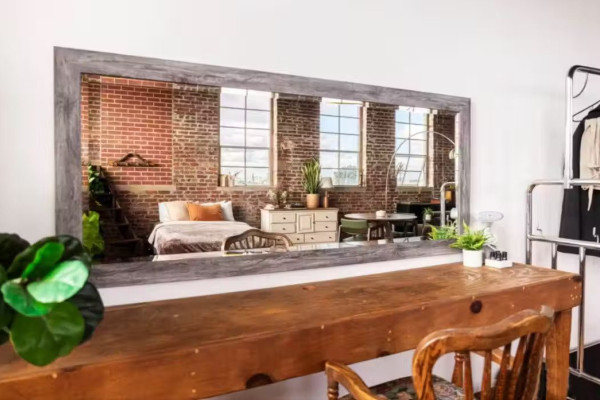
xmin=148 ymin=220 xmax=252 ymax=255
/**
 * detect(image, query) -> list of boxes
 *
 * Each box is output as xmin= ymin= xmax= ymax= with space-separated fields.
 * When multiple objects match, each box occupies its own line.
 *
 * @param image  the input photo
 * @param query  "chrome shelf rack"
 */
xmin=526 ymin=65 xmax=600 ymax=389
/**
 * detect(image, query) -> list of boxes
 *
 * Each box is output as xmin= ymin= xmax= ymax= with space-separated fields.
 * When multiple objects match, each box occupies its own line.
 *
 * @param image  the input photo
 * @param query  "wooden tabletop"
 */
xmin=345 ymin=212 xmax=417 ymax=221
xmin=0 ymin=263 xmax=581 ymax=400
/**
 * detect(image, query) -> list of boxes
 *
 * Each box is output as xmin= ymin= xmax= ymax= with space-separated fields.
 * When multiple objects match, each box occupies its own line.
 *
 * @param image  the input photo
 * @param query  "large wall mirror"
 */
xmin=55 ymin=48 xmax=470 ymax=288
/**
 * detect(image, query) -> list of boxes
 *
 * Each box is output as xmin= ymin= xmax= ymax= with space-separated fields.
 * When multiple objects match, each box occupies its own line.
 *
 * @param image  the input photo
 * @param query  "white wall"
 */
xmin=3 ymin=0 xmax=600 ymax=398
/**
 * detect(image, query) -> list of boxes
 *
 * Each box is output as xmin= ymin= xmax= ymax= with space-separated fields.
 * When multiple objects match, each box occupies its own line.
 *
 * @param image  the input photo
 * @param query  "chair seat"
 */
xmin=339 ymin=375 xmax=464 ymax=400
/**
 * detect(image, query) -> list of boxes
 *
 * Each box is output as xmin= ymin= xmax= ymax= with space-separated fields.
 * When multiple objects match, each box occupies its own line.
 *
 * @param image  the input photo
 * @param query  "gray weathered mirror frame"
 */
xmin=55 ymin=47 xmax=470 ymax=288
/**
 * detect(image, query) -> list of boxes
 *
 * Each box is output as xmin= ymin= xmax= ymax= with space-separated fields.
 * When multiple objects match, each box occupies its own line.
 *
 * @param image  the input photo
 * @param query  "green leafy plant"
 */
xmin=0 ymin=234 xmax=104 ymax=366
xmin=429 ymin=222 xmax=457 ymax=240
xmin=87 ymin=165 xmax=106 ymax=196
xmin=450 ymin=222 xmax=490 ymax=251
xmin=82 ymin=211 xmax=104 ymax=258
xmin=423 ymin=207 xmax=434 ymax=220
xmin=301 ymin=158 xmax=321 ymax=194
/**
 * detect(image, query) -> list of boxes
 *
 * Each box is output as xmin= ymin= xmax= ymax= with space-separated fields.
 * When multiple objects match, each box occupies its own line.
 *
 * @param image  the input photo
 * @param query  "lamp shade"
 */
xmin=321 ymin=177 xmax=334 ymax=189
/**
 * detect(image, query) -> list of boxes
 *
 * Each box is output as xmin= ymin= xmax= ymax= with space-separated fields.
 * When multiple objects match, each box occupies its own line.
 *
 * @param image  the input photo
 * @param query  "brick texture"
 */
xmin=81 ymin=75 xmax=456 ymax=239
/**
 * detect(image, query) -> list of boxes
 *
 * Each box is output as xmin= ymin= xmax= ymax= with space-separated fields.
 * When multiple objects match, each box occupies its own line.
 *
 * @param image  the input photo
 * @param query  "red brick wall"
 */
xmin=81 ymin=75 xmax=456 ymax=238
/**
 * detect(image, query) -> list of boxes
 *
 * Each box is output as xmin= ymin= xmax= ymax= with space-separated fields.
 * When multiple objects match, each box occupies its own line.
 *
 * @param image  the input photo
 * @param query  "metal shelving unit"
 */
xmin=526 ymin=65 xmax=600 ymax=393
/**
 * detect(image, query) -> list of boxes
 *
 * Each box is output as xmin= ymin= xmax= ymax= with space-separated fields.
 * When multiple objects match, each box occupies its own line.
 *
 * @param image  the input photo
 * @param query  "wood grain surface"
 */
xmin=0 ymin=263 xmax=581 ymax=400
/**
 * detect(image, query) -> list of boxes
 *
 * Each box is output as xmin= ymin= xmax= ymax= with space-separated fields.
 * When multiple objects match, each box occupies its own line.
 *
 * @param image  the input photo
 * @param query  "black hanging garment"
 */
xmin=559 ymin=104 xmax=600 ymax=256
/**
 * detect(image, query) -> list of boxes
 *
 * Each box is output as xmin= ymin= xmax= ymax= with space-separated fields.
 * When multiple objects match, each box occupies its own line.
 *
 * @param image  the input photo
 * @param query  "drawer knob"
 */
xmin=283 ymin=217 xmax=286 ymax=220
xmin=282 ymin=228 xmax=286 ymax=231
xmin=325 ymin=226 xmax=329 ymax=229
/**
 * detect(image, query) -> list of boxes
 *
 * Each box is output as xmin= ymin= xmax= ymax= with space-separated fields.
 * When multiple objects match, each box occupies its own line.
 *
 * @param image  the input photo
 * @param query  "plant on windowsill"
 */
xmin=450 ymin=222 xmax=491 ymax=268
xmin=301 ymin=158 xmax=321 ymax=209
xmin=0 ymin=234 xmax=104 ymax=366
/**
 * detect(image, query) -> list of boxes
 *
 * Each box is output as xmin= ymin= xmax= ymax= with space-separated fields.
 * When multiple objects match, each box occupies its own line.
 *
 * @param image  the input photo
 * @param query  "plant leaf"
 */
xmin=8 ymin=236 xmax=90 ymax=279
xmin=10 ymin=302 xmax=85 ymax=366
xmin=82 ymin=211 xmax=105 ymax=257
xmin=22 ymin=242 xmax=65 ymax=280
xmin=0 ymin=234 xmax=30 ymax=270
xmin=0 ymin=265 xmax=14 ymax=332
xmin=1 ymin=280 xmax=55 ymax=316
xmin=27 ymin=260 xmax=89 ymax=304
xmin=68 ymin=282 xmax=104 ymax=343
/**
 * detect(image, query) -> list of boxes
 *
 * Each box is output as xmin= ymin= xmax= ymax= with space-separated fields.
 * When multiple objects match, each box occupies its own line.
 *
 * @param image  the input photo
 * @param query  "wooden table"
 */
xmin=345 ymin=212 xmax=417 ymax=239
xmin=0 ymin=263 xmax=581 ymax=400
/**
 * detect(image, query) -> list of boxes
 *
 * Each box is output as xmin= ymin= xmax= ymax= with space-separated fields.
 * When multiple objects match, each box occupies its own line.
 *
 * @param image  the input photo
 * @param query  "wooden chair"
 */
xmin=326 ymin=307 xmax=554 ymax=400
xmin=338 ymin=219 xmax=386 ymax=242
xmin=221 ymin=229 xmax=292 ymax=251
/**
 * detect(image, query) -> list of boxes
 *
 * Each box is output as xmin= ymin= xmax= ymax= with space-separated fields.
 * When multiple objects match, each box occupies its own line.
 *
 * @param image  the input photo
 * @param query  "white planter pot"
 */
xmin=462 ymin=249 xmax=483 ymax=268
xmin=424 ymin=214 xmax=432 ymax=222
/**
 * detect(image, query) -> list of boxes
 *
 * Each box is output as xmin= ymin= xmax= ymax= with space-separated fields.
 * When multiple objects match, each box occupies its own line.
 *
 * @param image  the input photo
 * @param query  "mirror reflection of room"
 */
xmin=80 ymin=74 xmax=457 ymax=263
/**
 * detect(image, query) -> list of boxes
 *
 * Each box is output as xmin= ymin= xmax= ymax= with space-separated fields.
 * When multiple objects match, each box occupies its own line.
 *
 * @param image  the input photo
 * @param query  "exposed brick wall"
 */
xmin=81 ymin=75 xmax=456 ymax=238
xmin=276 ymin=95 xmax=321 ymax=204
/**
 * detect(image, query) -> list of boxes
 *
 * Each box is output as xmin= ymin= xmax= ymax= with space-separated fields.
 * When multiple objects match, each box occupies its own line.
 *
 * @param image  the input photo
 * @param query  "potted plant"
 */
xmin=423 ymin=207 xmax=434 ymax=223
xmin=301 ymin=158 xmax=321 ymax=209
xmin=428 ymin=222 xmax=457 ymax=240
xmin=0 ymin=233 xmax=104 ymax=366
xmin=450 ymin=222 xmax=490 ymax=267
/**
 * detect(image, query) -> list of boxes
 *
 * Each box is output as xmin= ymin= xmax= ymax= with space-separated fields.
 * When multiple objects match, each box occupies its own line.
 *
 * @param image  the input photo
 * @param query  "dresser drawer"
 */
xmin=314 ymin=211 xmax=338 ymax=222
xmin=315 ymin=221 xmax=337 ymax=232
xmin=271 ymin=212 xmax=296 ymax=223
xmin=305 ymin=231 xmax=337 ymax=243
xmin=287 ymin=234 xmax=304 ymax=244
xmin=271 ymin=223 xmax=296 ymax=234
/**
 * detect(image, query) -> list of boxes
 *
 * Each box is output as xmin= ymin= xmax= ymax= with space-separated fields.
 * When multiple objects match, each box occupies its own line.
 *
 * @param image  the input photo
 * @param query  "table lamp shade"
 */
xmin=321 ymin=177 xmax=334 ymax=189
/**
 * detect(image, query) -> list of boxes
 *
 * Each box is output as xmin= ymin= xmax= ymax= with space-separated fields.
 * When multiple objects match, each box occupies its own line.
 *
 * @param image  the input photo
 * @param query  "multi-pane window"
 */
xmin=219 ymin=88 xmax=272 ymax=186
xmin=319 ymin=99 xmax=363 ymax=186
xmin=395 ymin=107 xmax=430 ymax=186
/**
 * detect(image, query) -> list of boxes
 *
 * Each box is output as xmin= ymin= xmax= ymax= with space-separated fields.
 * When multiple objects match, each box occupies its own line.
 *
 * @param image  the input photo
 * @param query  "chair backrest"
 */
xmin=221 ymin=229 xmax=292 ymax=251
xmin=339 ymin=218 xmax=368 ymax=234
xmin=412 ymin=307 xmax=554 ymax=400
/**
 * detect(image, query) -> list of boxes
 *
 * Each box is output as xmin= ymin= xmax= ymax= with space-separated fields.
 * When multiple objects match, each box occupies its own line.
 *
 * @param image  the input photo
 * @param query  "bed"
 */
xmin=148 ymin=220 xmax=253 ymax=255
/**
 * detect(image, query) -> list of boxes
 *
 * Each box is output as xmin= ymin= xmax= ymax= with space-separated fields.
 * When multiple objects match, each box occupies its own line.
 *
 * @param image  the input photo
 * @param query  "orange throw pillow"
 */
xmin=186 ymin=203 xmax=224 ymax=221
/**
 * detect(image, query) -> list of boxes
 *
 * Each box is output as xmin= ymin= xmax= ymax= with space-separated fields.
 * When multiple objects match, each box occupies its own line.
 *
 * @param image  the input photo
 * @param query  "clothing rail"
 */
xmin=564 ymin=65 xmax=600 ymax=189
xmin=526 ymin=181 xmax=600 ymax=387
xmin=528 ymin=65 xmax=600 ymax=389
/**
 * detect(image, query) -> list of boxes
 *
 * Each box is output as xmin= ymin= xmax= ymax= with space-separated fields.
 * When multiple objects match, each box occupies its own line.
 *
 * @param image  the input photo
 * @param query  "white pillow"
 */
xmin=158 ymin=201 xmax=190 ymax=222
xmin=196 ymin=200 xmax=235 ymax=221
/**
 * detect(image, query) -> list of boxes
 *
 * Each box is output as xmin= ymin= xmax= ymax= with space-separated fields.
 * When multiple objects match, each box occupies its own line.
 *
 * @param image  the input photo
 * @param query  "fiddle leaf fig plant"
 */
xmin=0 ymin=234 xmax=103 ymax=366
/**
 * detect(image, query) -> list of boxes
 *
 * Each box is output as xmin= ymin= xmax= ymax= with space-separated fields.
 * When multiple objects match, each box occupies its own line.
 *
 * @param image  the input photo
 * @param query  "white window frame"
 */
xmin=319 ymin=98 xmax=364 ymax=187
xmin=395 ymin=107 xmax=431 ymax=187
xmin=219 ymin=88 xmax=274 ymax=187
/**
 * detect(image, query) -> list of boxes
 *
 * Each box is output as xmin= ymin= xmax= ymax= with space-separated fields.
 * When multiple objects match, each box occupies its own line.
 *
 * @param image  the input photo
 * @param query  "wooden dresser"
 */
xmin=260 ymin=208 xmax=338 ymax=244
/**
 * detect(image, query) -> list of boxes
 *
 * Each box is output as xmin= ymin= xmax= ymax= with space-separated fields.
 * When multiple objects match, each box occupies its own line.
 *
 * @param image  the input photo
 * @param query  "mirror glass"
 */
xmin=80 ymin=74 xmax=459 ymax=264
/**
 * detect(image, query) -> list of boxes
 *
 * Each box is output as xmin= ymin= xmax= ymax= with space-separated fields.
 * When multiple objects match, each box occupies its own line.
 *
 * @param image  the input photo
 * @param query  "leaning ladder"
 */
xmin=526 ymin=65 xmax=600 ymax=389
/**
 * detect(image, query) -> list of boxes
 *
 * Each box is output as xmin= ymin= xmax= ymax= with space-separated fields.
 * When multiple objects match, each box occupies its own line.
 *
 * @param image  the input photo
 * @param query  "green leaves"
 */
xmin=10 ymin=302 xmax=85 ymax=366
xmin=0 ymin=233 xmax=104 ymax=366
xmin=82 ymin=211 xmax=104 ymax=257
xmin=450 ymin=222 xmax=490 ymax=251
xmin=0 ymin=234 xmax=30 ymax=270
xmin=301 ymin=158 xmax=321 ymax=194
xmin=429 ymin=222 xmax=457 ymax=240
xmin=68 ymin=282 xmax=104 ymax=343
xmin=1 ymin=280 xmax=55 ymax=316
xmin=28 ymin=260 xmax=89 ymax=303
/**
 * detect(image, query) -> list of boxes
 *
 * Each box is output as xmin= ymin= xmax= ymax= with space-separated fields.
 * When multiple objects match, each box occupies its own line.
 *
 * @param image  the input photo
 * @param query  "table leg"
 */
xmin=545 ymin=309 xmax=572 ymax=400
xmin=385 ymin=222 xmax=394 ymax=241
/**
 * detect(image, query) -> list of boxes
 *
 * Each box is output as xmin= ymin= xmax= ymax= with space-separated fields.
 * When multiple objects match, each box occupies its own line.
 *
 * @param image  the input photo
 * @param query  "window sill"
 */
xmin=326 ymin=186 xmax=366 ymax=192
xmin=395 ymin=186 xmax=434 ymax=193
xmin=217 ymin=186 xmax=273 ymax=192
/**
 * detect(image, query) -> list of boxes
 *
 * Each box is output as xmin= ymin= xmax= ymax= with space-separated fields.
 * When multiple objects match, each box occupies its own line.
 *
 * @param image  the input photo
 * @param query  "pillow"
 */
xmin=197 ymin=200 xmax=235 ymax=221
xmin=187 ymin=203 xmax=224 ymax=221
xmin=158 ymin=201 xmax=189 ymax=222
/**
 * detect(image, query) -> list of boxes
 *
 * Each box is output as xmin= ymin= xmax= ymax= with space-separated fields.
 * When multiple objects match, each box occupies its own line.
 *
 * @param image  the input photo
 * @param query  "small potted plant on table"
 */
xmin=302 ymin=158 xmax=321 ymax=209
xmin=450 ymin=222 xmax=490 ymax=267
xmin=423 ymin=207 xmax=434 ymax=223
